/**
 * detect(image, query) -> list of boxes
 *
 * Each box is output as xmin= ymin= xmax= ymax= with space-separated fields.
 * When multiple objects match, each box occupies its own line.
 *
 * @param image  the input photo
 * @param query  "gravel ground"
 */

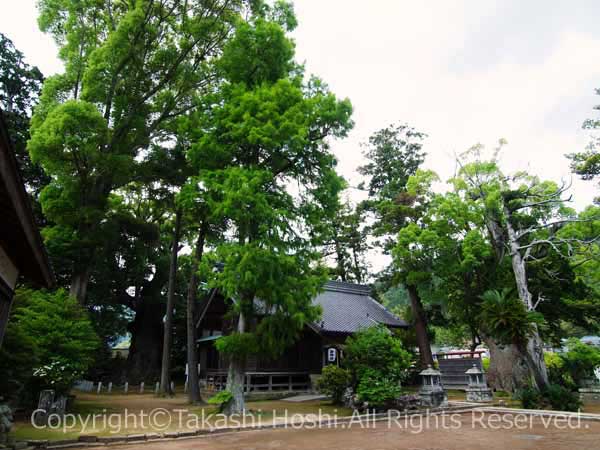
xmin=98 ymin=412 xmax=600 ymax=450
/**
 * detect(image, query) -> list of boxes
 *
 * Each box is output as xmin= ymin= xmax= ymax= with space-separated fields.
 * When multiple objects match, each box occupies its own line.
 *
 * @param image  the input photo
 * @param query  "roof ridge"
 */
xmin=323 ymin=280 xmax=371 ymax=294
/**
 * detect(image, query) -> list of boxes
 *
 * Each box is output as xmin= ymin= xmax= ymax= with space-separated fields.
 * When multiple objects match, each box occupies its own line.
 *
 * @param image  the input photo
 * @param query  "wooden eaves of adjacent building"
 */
xmin=0 ymin=109 xmax=53 ymax=347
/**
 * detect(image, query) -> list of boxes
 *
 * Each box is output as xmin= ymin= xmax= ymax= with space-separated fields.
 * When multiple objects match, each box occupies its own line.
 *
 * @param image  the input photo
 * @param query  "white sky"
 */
xmin=2 ymin=0 xmax=600 ymax=272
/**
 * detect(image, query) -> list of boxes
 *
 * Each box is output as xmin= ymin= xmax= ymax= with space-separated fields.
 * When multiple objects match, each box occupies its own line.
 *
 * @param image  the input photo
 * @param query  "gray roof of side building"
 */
xmin=310 ymin=280 xmax=409 ymax=334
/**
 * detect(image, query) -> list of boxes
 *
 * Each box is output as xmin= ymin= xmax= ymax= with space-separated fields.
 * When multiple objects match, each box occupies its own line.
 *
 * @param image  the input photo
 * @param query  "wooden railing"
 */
xmin=205 ymin=371 xmax=311 ymax=393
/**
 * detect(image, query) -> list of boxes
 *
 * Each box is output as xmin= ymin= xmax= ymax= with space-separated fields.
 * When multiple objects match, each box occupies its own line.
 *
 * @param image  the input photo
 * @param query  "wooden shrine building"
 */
xmin=197 ymin=280 xmax=408 ymax=393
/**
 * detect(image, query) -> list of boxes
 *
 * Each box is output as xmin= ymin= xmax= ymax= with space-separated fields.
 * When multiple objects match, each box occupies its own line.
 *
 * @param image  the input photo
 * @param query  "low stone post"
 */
xmin=155 ymin=382 xmax=160 ymax=395
xmin=140 ymin=382 xmax=145 ymax=394
xmin=107 ymin=382 xmax=113 ymax=394
xmin=0 ymin=400 xmax=14 ymax=445
xmin=124 ymin=382 xmax=129 ymax=394
xmin=97 ymin=381 xmax=103 ymax=394
xmin=170 ymin=381 xmax=175 ymax=393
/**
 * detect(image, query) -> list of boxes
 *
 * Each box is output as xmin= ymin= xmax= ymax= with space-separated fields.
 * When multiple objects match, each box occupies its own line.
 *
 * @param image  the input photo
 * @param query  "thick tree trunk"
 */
xmin=224 ymin=310 xmax=247 ymax=416
xmin=485 ymin=337 xmax=531 ymax=392
xmin=159 ymin=209 xmax=182 ymax=396
xmin=186 ymin=226 xmax=206 ymax=404
xmin=406 ymin=284 xmax=434 ymax=367
xmin=127 ymin=300 xmax=164 ymax=383
xmin=70 ymin=265 xmax=91 ymax=305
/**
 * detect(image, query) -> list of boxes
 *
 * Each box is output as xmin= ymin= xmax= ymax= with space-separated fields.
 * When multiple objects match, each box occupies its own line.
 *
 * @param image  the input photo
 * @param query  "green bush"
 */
xmin=517 ymin=386 xmax=543 ymax=409
xmin=560 ymin=339 xmax=600 ymax=387
xmin=316 ymin=365 xmax=351 ymax=404
xmin=343 ymin=326 xmax=412 ymax=409
xmin=544 ymin=384 xmax=581 ymax=412
xmin=517 ymin=384 xmax=581 ymax=412
xmin=356 ymin=368 xmax=402 ymax=408
xmin=544 ymin=351 xmax=573 ymax=389
xmin=344 ymin=326 xmax=412 ymax=385
xmin=0 ymin=288 xmax=99 ymax=404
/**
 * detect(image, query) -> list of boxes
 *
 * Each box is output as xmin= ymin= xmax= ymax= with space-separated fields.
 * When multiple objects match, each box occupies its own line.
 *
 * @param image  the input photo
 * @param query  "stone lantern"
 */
xmin=465 ymin=364 xmax=493 ymax=402
xmin=419 ymin=365 xmax=448 ymax=408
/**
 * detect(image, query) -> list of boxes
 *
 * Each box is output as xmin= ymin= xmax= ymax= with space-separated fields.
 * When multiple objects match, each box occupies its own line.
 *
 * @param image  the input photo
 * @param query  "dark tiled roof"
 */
xmin=311 ymin=281 xmax=408 ymax=334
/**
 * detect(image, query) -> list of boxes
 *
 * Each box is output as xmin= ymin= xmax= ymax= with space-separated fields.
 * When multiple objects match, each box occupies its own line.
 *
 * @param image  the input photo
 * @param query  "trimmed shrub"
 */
xmin=344 ymin=326 xmax=412 ymax=385
xmin=356 ymin=368 xmax=402 ymax=408
xmin=316 ymin=365 xmax=351 ymax=404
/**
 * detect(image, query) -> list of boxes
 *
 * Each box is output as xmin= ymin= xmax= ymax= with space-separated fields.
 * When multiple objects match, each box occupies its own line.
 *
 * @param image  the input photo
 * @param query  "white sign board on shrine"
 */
xmin=327 ymin=347 xmax=337 ymax=362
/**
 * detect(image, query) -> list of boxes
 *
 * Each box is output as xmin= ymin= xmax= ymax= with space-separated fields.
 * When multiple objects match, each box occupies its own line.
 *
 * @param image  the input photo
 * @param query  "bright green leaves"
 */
xmin=215 ymin=332 xmax=259 ymax=357
xmin=29 ymin=100 xmax=108 ymax=176
xmin=219 ymin=18 xmax=294 ymax=87
xmin=183 ymin=10 xmax=352 ymax=362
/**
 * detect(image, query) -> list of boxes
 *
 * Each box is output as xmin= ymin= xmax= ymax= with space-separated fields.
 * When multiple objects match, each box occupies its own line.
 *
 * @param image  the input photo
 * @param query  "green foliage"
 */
xmin=481 ymin=356 xmax=490 ymax=372
xmin=568 ymin=87 xmax=600 ymax=196
xmin=207 ymin=390 xmax=234 ymax=411
xmin=320 ymin=200 xmax=370 ymax=283
xmin=517 ymin=384 xmax=581 ymax=412
xmin=316 ymin=365 xmax=351 ymax=404
xmin=358 ymin=124 xmax=427 ymax=251
xmin=544 ymin=384 xmax=582 ymax=412
xmin=215 ymin=333 xmax=258 ymax=357
xmin=0 ymin=33 xmax=48 ymax=213
xmin=356 ymin=368 xmax=402 ymax=408
xmin=30 ymin=0 xmax=250 ymax=300
xmin=0 ymin=288 xmax=99 ymax=403
xmin=478 ymin=289 xmax=543 ymax=346
xmin=344 ymin=326 xmax=412 ymax=386
xmin=517 ymin=386 xmax=542 ymax=409
xmin=544 ymin=352 xmax=570 ymax=388
xmin=185 ymin=8 xmax=353 ymax=369
xmin=560 ymin=339 xmax=600 ymax=387
xmin=32 ymin=357 xmax=83 ymax=396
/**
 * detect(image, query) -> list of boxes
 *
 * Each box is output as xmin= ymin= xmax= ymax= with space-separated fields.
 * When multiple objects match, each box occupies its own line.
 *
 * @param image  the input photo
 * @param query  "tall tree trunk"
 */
xmin=504 ymin=211 xmax=549 ymax=389
xmin=224 ymin=309 xmax=247 ymax=416
xmin=70 ymin=265 xmax=91 ymax=304
xmin=159 ymin=209 xmax=182 ymax=396
xmin=127 ymin=300 xmax=164 ymax=383
xmin=407 ymin=284 xmax=434 ymax=367
xmin=186 ymin=225 xmax=206 ymax=404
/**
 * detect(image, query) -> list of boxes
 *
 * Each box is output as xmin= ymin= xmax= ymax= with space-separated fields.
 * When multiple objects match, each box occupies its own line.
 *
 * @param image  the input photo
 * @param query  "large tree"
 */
xmin=28 ymin=0 xmax=250 ymax=304
xmin=320 ymin=199 xmax=370 ymax=283
xmin=358 ymin=125 xmax=432 ymax=366
xmin=185 ymin=4 xmax=353 ymax=413
xmin=452 ymin=145 xmax=599 ymax=390
xmin=0 ymin=33 xmax=49 ymax=220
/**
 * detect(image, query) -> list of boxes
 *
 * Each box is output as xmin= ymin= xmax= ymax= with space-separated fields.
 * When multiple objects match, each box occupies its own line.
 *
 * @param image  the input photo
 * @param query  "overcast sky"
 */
xmin=2 ymin=1 xmax=599 ymax=270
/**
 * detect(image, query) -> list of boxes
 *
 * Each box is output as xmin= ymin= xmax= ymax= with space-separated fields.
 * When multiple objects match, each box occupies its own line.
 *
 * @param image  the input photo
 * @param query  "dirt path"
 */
xmin=99 ymin=413 xmax=600 ymax=450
